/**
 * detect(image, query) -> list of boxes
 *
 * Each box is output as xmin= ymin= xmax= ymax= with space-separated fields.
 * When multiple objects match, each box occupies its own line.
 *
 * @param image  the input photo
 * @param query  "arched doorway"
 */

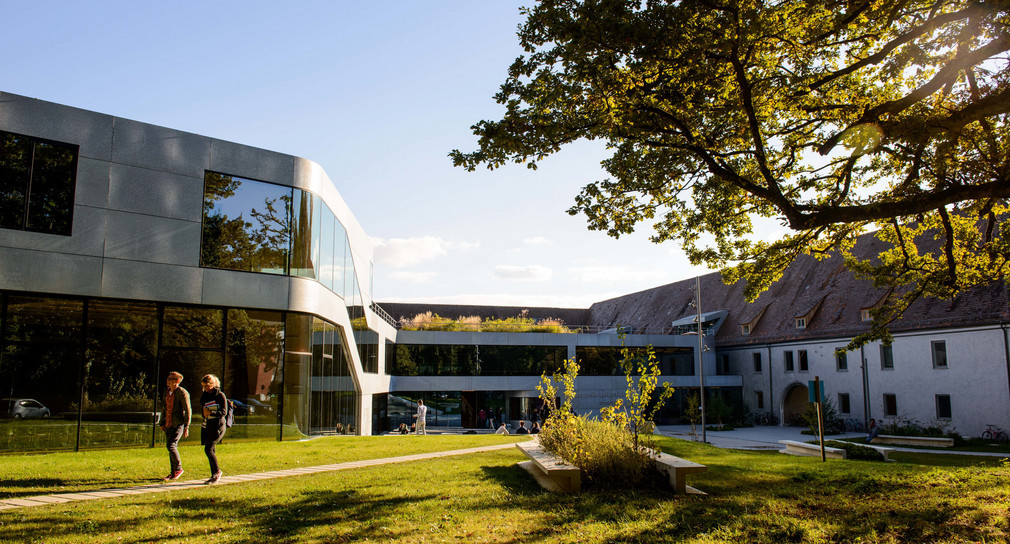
xmin=782 ymin=383 xmax=809 ymax=426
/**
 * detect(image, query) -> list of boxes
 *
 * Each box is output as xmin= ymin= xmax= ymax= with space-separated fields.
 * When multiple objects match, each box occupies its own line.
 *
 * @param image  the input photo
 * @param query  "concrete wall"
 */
xmin=722 ymin=324 xmax=1010 ymax=436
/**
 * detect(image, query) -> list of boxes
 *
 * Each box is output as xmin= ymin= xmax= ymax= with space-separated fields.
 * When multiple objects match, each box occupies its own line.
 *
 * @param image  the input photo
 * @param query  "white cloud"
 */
xmin=390 ymin=271 xmax=437 ymax=284
xmin=567 ymin=266 xmax=668 ymax=284
xmin=492 ymin=264 xmax=553 ymax=282
xmin=371 ymin=236 xmax=478 ymax=268
xmin=523 ymin=236 xmax=551 ymax=245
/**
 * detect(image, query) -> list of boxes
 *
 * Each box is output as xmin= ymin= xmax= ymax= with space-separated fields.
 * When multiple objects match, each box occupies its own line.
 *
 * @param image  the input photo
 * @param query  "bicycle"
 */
xmin=982 ymin=424 xmax=1009 ymax=442
xmin=844 ymin=418 xmax=865 ymax=433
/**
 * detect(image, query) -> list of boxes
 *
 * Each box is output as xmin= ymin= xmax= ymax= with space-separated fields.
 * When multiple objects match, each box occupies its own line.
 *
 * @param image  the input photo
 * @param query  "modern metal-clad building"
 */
xmin=0 ymin=91 xmax=392 ymax=451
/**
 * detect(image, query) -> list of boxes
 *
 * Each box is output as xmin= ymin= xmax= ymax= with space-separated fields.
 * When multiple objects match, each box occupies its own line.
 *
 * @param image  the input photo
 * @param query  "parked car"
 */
xmin=236 ymin=398 xmax=274 ymax=414
xmin=2 ymin=398 xmax=51 ymax=419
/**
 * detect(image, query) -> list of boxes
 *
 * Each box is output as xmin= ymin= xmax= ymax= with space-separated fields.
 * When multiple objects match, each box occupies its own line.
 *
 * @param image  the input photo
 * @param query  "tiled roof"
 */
xmin=381 ymin=233 xmax=1010 ymax=343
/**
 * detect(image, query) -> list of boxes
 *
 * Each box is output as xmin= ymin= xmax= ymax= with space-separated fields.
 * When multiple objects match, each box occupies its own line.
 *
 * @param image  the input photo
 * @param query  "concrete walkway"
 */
xmin=0 ymin=442 xmax=519 ymax=512
xmin=655 ymin=425 xmax=1010 ymax=457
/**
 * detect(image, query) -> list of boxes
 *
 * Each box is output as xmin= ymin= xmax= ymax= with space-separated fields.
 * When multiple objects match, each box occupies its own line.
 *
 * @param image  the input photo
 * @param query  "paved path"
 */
xmin=655 ymin=425 xmax=1010 ymax=457
xmin=0 ymin=442 xmax=518 ymax=512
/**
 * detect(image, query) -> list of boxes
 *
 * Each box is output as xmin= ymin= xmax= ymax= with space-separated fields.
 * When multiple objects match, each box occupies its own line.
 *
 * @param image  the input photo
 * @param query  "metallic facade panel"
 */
xmin=75 ymin=158 xmax=111 ymax=209
xmin=111 ymin=118 xmax=211 ymax=178
xmin=209 ymin=139 xmax=295 ymax=186
xmin=201 ymin=268 xmax=290 ymax=310
xmin=0 ymin=205 xmax=107 ymax=257
xmin=108 ymin=163 xmax=204 ymax=221
xmin=100 ymin=258 xmax=203 ymax=303
xmin=103 ymin=211 xmax=201 ymax=266
xmin=0 ymin=92 xmax=114 ymax=161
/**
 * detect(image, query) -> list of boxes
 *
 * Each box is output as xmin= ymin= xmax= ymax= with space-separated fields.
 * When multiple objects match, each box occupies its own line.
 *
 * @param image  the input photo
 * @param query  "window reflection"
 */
xmin=0 ymin=296 xmax=84 ymax=452
xmin=226 ymin=309 xmax=284 ymax=441
xmin=81 ymin=300 xmax=158 ymax=449
xmin=201 ymin=172 xmax=292 ymax=275
xmin=0 ymin=130 xmax=78 ymax=236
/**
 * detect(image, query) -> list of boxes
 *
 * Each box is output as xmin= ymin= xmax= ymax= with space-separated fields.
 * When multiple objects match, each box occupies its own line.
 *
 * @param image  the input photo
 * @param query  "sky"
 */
xmin=1 ymin=1 xmax=716 ymax=309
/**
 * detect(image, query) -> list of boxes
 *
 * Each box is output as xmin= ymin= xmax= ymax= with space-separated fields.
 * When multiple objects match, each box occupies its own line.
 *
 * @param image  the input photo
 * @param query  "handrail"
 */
xmin=369 ymin=302 xmax=398 ymax=328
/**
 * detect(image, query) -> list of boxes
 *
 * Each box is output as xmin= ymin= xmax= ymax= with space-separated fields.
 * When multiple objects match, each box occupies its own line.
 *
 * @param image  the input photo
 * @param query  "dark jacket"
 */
xmin=200 ymin=389 xmax=228 ymax=446
xmin=163 ymin=386 xmax=192 ymax=429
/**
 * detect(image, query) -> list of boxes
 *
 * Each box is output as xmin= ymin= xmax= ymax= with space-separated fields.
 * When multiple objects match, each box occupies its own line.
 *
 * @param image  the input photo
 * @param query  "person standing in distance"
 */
xmin=200 ymin=374 xmax=228 ymax=484
xmin=161 ymin=371 xmax=191 ymax=481
xmin=414 ymin=399 xmax=427 ymax=435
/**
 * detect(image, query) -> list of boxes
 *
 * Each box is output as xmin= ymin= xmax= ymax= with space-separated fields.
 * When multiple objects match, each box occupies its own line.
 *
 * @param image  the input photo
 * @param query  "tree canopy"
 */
xmin=451 ymin=0 xmax=1010 ymax=342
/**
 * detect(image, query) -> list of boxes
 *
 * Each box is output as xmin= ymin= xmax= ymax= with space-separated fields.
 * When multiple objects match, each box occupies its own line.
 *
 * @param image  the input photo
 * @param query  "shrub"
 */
xmin=537 ymin=413 xmax=652 ymax=487
xmin=803 ymin=398 xmax=844 ymax=435
xmin=822 ymin=440 xmax=887 ymax=461
xmin=536 ymin=339 xmax=673 ymax=489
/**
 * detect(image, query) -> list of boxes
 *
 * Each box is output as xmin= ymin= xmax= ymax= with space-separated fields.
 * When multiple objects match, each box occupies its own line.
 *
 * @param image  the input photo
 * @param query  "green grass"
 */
xmin=3 ymin=436 xmax=1010 ymax=543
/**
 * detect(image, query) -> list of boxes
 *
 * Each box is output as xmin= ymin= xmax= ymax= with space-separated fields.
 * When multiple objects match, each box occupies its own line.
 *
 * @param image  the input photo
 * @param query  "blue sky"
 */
xmin=2 ymin=1 xmax=714 ymax=308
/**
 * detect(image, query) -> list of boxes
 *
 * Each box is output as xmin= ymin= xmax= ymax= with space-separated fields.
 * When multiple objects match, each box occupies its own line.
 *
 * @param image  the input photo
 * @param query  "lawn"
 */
xmin=2 ymin=435 xmax=1009 ymax=543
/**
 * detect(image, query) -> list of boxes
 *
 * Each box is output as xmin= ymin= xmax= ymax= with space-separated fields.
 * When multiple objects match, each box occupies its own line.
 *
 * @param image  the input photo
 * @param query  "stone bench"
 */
xmin=871 ymin=434 xmax=954 ymax=448
xmin=653 ymin=451 xmax=706 ymax=494
xmin=861 ymin=443 xmax=897 ymax=461
xmin=516 ymin=440 xmax=581 ymax=493
xmin=779 ymin=440 xmax=847 ymax=459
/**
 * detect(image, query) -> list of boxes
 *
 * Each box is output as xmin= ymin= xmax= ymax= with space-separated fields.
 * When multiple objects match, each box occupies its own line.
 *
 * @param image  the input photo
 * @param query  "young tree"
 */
xmin=452 ymin=0 xmax=1010 ymax=343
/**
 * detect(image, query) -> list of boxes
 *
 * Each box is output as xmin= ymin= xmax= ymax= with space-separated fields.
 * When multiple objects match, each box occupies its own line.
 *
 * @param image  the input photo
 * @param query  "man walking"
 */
xmin=161 ymin=371 xmax=191 ymax=481
xmin=414 ymin=399 xmax=428 ymax=435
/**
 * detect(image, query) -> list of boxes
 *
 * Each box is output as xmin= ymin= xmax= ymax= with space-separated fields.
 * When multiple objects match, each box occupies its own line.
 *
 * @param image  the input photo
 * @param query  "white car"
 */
xmin=2 ymin=398 xmax=51 ymax=419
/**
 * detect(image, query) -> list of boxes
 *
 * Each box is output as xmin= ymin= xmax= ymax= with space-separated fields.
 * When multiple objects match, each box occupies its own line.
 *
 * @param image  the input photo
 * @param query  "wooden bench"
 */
xmin=779 ymin=440 xmax=846 ymax=459
xmin=871 ymin=434 xmax=954 ymax=448
xmin=516 ymin=441 xmax=581 ymax=493
xmin=653 ymin=452 xmax=706 ymax=494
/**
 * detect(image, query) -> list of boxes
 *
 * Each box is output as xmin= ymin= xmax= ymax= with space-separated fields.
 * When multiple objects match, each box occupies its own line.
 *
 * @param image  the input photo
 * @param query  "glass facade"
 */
xmin=391 ymin=344 xmax=567 ymax=376
xmin=0 ymin=130 xmax=78 ymax=235
xmin=200 ymin=171 xmax=364 ymax=307
xmin=0 ymin=292 xmax=359 ymax=453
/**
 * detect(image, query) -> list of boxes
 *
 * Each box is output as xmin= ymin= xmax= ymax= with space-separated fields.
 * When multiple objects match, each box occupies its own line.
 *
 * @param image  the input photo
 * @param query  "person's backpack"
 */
xmin=225 ymin=399 xmax=235 ymax=428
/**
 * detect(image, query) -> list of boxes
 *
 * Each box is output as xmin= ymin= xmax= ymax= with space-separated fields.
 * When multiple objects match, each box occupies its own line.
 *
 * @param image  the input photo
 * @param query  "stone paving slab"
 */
xmin=0 ymin=442 xmax=521 ymax=511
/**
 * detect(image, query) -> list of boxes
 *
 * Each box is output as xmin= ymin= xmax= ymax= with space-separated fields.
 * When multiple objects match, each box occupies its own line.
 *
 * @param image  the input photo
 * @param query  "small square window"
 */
xmin=795 ymin=317 xmax=806 ymax=329
xmin=838 ymin=393 xmax=851 ymax=414
xmin=835 ymin=349 xmax=848 ymax=371
xmin=880 ymin=344 xmax=894 ymax=370
xmin=753 ymin=352 xmax=762 ymax=373
xmin=741 ymin=324 xmax=751 ymax=335
xmin=883 ymin=393 xmax=897 ymax=417
xmin=784 ymin=351 xmax=794 ymax=372
xmin=798 ymin=350 xmax=809 ymax=372
xmin=756 ymin=391 xmax=765 ymax=410
xmin=860 ymin=309 xmax=872 ymax=322
xmin=931 ymin=340 xmax=947 ymax=368
xmin=935 ymin=394 xmax=952 ymax=419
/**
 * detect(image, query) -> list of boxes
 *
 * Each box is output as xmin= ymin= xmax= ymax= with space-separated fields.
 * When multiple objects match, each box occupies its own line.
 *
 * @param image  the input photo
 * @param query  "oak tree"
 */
xmin=452 ymin=0 xmax=1010 ymax=342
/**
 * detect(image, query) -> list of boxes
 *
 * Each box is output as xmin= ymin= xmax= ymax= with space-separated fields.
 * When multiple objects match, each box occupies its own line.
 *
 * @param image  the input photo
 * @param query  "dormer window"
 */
xmin=741 ymin=324 xmax=751 ymax=335
xmin=860 ymin=309 xmax=871 ymax=322
xmin=795 ymin=317 xmax=806 ymax=329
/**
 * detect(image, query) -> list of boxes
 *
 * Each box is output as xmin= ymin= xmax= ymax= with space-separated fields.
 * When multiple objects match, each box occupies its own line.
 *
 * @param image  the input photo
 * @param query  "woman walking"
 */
xmin=199 ymin=374 xmax=228 ymax=484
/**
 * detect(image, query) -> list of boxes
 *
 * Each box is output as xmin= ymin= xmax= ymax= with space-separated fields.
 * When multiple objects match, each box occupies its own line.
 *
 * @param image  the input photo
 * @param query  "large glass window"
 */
xmin=282 ymin=313 xmax=312 ymax=440
xmin=289 ymin=190 xmax=316 ymax=279
xmin=319 ymin=207 xmax=336 ymax=289
xmin=201 ymin=172 xmax=292 ymax=275
xmin=225 ymin=309 xmax=284 ymax=441
xmin=81 ymin=300 xmax=159 ymax=449
xmin=0 ymin=130 xmax=78 ymax=235
xmin=0 ymin=296 xmax=84 ymax=451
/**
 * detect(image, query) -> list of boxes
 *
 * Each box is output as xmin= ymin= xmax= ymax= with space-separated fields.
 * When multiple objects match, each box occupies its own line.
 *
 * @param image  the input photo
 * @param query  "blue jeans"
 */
xmin=164 ymin=425 xmax=185 ymax=472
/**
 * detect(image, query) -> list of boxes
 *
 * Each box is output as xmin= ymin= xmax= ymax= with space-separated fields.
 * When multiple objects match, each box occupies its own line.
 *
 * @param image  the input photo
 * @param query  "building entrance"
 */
xmin=782 ymin=383 xmax=810 ymax=426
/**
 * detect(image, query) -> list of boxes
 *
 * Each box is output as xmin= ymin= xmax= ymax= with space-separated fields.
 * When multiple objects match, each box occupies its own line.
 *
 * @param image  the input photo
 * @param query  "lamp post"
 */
xmin=696 ymin=275 xmax=706 ymax=443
